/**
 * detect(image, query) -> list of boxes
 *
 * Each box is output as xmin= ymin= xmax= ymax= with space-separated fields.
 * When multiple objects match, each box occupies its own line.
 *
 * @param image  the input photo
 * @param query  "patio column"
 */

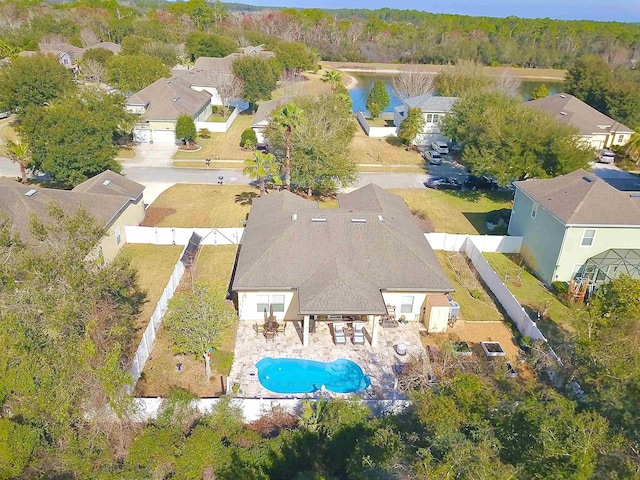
xmin=371 ymin=316 xmax=379 ymax=347
xmin=303 ymin=315 xmax=310 ymax=347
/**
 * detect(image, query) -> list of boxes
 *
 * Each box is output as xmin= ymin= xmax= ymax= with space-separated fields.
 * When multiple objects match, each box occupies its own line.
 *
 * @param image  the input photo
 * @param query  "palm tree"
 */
xmin=322 ymin=70 xmax=343 ymax=91
xmin=624 ymin=132 xmax=640 ymax=165
xmin=273 ymin=103 xmax=304 ymax=191
xmin=243 ymin=151 xmax=280 ymax=196
xmin=6 ymin=140 xmax=31 ymax=184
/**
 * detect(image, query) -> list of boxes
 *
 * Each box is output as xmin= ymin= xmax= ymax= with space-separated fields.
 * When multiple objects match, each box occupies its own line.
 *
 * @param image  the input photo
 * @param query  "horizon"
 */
xmin=233 ymin=0 xmax=640 ymax=23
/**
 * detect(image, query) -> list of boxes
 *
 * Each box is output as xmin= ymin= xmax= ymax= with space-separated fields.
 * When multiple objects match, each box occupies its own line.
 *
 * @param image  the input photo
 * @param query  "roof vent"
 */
xmin=560 ymin=111 xmax=567 ymax=115
xmin=172 ymin=97 xmax=180 ymax=102
xmin=291 ymin=213 xmax=297 ymax=221
xmin=378 ymin=215 xmax=384 ymax=222
xmin=311 ymin=217 xmax=326 ymax=223
xmin=583 ymin=175 xmax=595 ymax=183
xmin=102 ymin=179 xmax=111 ymax=186
xmin=559 ymin=94 xmax=566 ymax=98
xmin=351 ymin=218 xmax=367 ymax=223
xmin=24 ymin=189 xmax=37 ymax=197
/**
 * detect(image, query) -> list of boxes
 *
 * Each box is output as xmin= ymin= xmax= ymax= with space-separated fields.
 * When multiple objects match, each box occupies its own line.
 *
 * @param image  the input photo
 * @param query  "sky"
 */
xmin=242 ymin=0 xmax=640 ymax=23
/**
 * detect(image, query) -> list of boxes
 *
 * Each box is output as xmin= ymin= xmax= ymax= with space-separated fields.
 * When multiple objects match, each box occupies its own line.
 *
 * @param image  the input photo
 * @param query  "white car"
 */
xmin=597 ymin=149 xmax=615 ymax=164
xmin=0 ymin=111 xmax=9 ymax=119
xmin=424 ymin=150 xmax=442 ymax=165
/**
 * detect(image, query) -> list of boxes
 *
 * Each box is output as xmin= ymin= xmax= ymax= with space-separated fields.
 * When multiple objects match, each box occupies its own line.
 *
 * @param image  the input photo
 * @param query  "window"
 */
xmin=432 ymin=114 xmax=440 ymax=123
xmin=256 ymin=295 xmax=269 ymax=314
xmin=271 ymin=295 xmax=285 ymax=312
xmin=531 ymin=204 xmax=538 ymax=219
xmin=581 ymin=229 xmax=596 ymax=247
xmin=617 ymin=134 xmax=624 ymax=143
xmin=115 ymin=226 xmax=121 ymax=245
xmin=425 ymin=113 xmax=433 ymax=123
xmin=400 ymin=296 xmax=414 ymax=314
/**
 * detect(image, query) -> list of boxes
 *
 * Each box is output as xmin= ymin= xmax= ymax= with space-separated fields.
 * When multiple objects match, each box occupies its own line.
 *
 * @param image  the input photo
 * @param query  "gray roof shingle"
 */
xmin=514 ymin=169 xmax=640 ymax=225
xmin=233 ymin=184 xmax=453 ymax=314
xmin=404 ymin=94 xmax=458 ymax=112
xmin=524 ymin=93 xmax=633 ymax=136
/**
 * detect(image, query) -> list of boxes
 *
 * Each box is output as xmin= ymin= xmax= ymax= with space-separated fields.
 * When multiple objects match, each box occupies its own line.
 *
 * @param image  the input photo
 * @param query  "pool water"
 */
xmin=256 ymin=357 xmax=371 ymax=394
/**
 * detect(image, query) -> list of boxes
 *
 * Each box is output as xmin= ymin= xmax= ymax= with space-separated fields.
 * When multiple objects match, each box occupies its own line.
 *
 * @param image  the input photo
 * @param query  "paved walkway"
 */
xmin=228 ymin=319 xmax=425 ymax=399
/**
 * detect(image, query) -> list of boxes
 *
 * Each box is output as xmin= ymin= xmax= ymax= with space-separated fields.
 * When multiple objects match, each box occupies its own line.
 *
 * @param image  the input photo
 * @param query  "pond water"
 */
xmin=256 ymin=357 xmax=371 ymax=394
xmin=348 ymin=73 xmax=562 ymax=113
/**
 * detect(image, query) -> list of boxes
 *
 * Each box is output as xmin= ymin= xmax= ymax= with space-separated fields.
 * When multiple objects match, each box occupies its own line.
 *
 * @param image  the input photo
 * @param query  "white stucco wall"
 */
xmin=237 ymin=290 xmax=298 ymax=322
xmin=381 ymin=292 xmax=428 ymax=322
xmin=191 ymin=86 xmax=223 ymax=105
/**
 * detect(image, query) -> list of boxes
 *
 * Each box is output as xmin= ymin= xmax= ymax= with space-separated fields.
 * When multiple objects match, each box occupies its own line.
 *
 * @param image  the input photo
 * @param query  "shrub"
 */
xmin=211 ymin=350 xmax=234 ymax=376
xmin=240 ymin=128 xmax=257 ymax=149
xmin=551 ymin=281 xmax=568 ymax=295
xmin=198 ymin=128 xmax=211 ymax=139
xmin=469 ymin=288 xmax=483 ymax=299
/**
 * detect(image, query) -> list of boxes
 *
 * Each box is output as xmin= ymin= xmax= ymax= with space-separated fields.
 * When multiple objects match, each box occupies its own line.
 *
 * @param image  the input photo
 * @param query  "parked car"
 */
xmin=424 ymin=177 xmax=462 ymax=190
xmin=0 ymin=111 xmax=9 ymax=119
xmin=431 ymin=141 xmax=449 ymax=154
xmin=597 ymin=149 xmax=615 ymax=164
xmin=424 ymin=150 xmax=443 ymax=165
xmin=464 ymin=174 xmax=498 ymax=191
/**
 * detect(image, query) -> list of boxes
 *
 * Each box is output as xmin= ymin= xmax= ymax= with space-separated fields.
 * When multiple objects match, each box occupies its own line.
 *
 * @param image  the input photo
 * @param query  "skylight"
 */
xmin=24 ymin=189 xmax=37 ymax=197
xmin=311 ymin=217 xmax=327 ymax=223
xmin=102 ymin=180 xmax=111 ymax=186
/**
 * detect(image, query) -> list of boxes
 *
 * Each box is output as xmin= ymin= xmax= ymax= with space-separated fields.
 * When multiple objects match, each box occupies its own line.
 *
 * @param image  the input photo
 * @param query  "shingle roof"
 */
xmin=233 ymin=184 xmax=453 ymax=314
xmin=514 ymin=169 xmax=640 ymax=225
xmin=170 ymin=68 xmax=232 ymax=88
xmin=404 ymin=94 xmax=458 ymax=112
xmin=524 ymin=93 xmax=633 ymax=136
xmin=0 ymin=172 xmax=144 ymax=245
xmin=252 ymin=99 xmax=287 ymax=127
xmin=194 ymin=54 xmax=241 ymax=73
xmin=72 ymin=170 xmax=145 ymax=200
xmin=85 ymin=42 xmax=121 ymax=54
xmin=38 ymin=42 xmax=84 ymax=59
xmin=126 ymin=76 xmax=211 ymax=121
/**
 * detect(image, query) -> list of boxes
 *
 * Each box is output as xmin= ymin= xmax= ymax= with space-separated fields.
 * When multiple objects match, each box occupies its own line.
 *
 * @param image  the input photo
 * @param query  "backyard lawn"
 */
xmin=142 ymin=184 xmax=255 ymax=228
xmin=116 ymin=244 xmax=184 ymax=340
xmin=484 ymin=253 xmax=576 ymax=344
xmin=173 ymin=113 xmax=255 ymax=162
xmin=391 ymin=189 xmax=513 ymax=235
xmin=135 ymin=245 xmax=239 ymax=397
xmin=435 ymin=251 xmax=504 ymax=322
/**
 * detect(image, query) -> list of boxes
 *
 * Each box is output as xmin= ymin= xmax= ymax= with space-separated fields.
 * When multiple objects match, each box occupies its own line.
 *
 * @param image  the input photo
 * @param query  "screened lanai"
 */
xmin=581 ymin=249 xmax=640 ymax=284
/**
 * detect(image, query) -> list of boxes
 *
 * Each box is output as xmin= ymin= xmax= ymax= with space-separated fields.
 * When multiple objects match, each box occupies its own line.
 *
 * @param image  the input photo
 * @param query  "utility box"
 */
xmin=424 ymin=294 xmax=451 ymax=333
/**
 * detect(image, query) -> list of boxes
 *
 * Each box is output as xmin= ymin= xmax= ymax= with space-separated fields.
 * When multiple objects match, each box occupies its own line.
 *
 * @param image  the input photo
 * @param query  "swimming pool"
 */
xmin=256 ymin=357 xmax=371 ymax=394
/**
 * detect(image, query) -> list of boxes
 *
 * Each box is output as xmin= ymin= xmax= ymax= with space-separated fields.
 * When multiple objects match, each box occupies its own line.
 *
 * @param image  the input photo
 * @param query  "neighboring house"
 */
xmin=232 ymin=184 xmax=454 ymax=347
xmin=193 ymin=45 xmax=275 ymax=73
xmin=20 ymin=49 xmax=75 ymax=71
xmin=0 ymin=170 xmax=145 ymax=262
xmin=38 ymin=42 xmax=85 ymax=61
xmin=126 ymin=76 xmax=212 ymax=143
xmin=251 ymin=98 xmax=286 ymax=146
xmin=525 ymin=93 xmax=634 ymax=150
xmin=170 ymin=67 xmax=248 ymax=112
xmin=240 ymin=44 xmax=275 ymax=58
xmin=85 ymin=42 xmax=122 ymax=55
xmin=394 ymin=94 xmax=458 ymax=146
xmin=508 ymin=169 xmax=640 ymax=286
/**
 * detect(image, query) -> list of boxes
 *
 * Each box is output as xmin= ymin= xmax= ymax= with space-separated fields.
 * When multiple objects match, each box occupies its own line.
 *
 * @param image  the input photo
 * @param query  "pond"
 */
xmin=348 ymin=73 xmax=563 ymax=113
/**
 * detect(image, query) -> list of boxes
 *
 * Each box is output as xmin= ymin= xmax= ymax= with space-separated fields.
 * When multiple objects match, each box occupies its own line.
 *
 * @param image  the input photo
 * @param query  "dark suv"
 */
xmin=464 ymin=174 xmax=498 ymax=191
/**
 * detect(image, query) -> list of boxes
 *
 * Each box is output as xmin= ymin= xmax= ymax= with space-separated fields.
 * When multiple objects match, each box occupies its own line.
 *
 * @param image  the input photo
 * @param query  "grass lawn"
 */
xmin=484 ymin=253 xmax=575 ymax=344
xmin=365 ymin=118 xmax=395 ymax=127
xmin=116 ymin=147 xmax=135 ymax=159
xmin=272 ymin=70 xmax=332 ymax=99
xmin=117 ymin=244 xmax=184 ymax=340
xmin=391 ymin=189 xmax=513 ymax=235
xmin=143 ymin=184 xmax=256 ymax=228
xmin=173 ymin=159 xmax=247 ymax=170
xmin=351 ymin=126 xmax=424 ymax=166
xmin=135 ymin=245 xmax=239 ymax=398
xmin=435 ymin=251 xmax=504 ymax=322
xmin=205 ymin=112 xmax=229 ymax=122
xmin=0 ymin=122 xmax=19 ymax=155
xmin=174 ymin=113 xmax=255 ymax=162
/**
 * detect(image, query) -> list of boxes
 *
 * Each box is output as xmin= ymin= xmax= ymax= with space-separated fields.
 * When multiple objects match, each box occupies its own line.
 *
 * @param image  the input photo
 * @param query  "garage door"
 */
xmin=151 ymin=130 xmax=176 ymax=144
xmin=133 ymin=128 xmax=151 ymax=143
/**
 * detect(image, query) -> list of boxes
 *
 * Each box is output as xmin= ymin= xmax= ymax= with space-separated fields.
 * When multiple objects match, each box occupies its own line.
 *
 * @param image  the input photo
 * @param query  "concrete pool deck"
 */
xmin=228 ymin=319 xmax=426 ymax=399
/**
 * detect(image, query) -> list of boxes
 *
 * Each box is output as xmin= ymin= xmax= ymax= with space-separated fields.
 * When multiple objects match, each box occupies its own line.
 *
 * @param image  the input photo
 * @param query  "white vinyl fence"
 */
xmin=125 ymin=226 xmax=244 ymax=246
xmin=133 ymin=397 xmax=410 ymax=422
xmin=129 ymin=244 xmax=188 ymax=384
xmin=195 ymin=107 xmax=240 ymax=133
xmin=425 ymin=233 xmax=522 ymax=253
xmin=463 ymin=238 xmax=547 ymax=342
xmin=356 ymin=111 xmax=398 ymax=138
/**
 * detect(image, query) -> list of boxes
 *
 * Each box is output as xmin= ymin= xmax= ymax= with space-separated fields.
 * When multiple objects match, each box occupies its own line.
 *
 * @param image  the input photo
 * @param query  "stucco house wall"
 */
xmin=237 ymin=290 xmax=298 ymax=322
xmin=99 ymin=199 xmax=146 ymax=262
xmin=381 ymin=291 xmax=428 ymax=322
xmin=508 ymin=189 xmax=566 ymax=285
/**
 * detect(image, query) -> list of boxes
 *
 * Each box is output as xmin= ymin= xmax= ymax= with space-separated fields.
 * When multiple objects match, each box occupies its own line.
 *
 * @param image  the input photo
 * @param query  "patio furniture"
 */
xmin=394 ymin=343 xmax=407 ymax=356
xmin=276 ymin=322 xmax=287 ymax=335
xmin=333 ymin=322 xmax=346 ymax=345
xmin=264 ymin=330 xmax=276 ymax=341
xmin=352 ymin=322 xmax=365 ymax=345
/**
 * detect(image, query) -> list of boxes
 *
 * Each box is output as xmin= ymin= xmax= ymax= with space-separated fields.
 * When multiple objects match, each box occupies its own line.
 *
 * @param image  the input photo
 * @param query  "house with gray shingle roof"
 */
xmin=232 ymin=184 xmax=454 ymax=346
xmin=393 ymin=94 xmax=458 ymax=146
xmin=508 ymin=169 xmax=640 ymax=285
xmin=126 ymin=76 xmax=212 ymax=143
xmin=0 ymin=171 xmax=145 ymax=262
xmin=525 ymin=93 xmax=634 ymax=150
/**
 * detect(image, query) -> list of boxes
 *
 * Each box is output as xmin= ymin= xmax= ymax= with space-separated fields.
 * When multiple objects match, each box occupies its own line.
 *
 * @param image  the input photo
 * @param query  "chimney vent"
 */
xmin=291 ymin=213 xmax=297 ymax=221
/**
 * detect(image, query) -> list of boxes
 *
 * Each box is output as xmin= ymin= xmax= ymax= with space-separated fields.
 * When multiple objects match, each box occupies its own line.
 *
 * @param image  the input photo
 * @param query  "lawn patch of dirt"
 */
xmin=142 ymin=207 xmax=177 ymax=226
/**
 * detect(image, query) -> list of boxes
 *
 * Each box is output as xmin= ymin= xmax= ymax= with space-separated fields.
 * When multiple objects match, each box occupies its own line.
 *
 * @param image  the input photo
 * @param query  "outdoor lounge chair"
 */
xmin=352 ymin=322 xmax=365 ymax=345
xmin=333 ymin=322 xmax=346 ymax=345
xmin=277 ymin=322 xmax=286 ymax=335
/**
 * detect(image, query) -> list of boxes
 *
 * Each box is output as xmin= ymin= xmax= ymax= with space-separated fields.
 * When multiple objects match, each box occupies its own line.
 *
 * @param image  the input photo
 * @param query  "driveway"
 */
xmin=125 ymin=143 xmax=179 ymax=168
xmin=590 ymin=162 xmax=640 ymax=191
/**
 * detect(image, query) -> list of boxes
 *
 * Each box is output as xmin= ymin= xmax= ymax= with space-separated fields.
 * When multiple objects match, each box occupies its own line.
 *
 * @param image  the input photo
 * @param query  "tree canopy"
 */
xmin=232 ymin=56 xmax=281 ymax=104
xmin=397 ymin=106 xmax=426 ymax=145
xmin=440 ymin=91 xmax=593 ymax=184
xmin=18 ymin=89 xmax=135 ymax=186
xmin=0 ymin=54 xmax=74 ymax=113
xmin=366 ymin=80 xmax=390 ymax=118
xmin=272 ymin=41 xmax=318 ymax=72
xmin=186 ymin=31 xmax=237 ymax=59
xmin=106 ymin=54 xmax=170 ymax=93
xmin=175 ymin=114 xmax=197 ymax=145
